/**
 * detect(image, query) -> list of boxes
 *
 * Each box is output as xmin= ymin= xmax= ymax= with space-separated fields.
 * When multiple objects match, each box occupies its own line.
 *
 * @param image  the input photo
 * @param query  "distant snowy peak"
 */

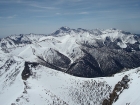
xmin=51 ymin=26 xmax=135 ymax=37
xmin=10 ymin=33 xmax=46 ymax=42
xmin=0 ymin=33 xmax=46 ymax=49
xmin=0 ymin=27 xmax=139 ymax=52
xmin=51 ymin=26 xmax=92 ymax=36
xmin=60 ymin=26 xmax=70 ymax=31
xmin=50 ymin=27 xmax=140 ymax=49
xmin=51 ymin=26 xmax=72 ymax=36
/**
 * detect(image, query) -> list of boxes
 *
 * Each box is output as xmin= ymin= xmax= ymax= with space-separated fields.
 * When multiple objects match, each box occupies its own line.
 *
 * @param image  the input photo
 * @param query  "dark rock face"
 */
xmin=45 ymin=48 xmax=71 ymax=69
xmin=22 ymin=62 xmax=39 ymax=80
xmin=67 ymin=59 xmax=101 ymax=77
xmin=35 ymin=43 xmax=140 ymax=78
xmin=65 ymin=46 xmax=140 ymax=77
xmin=36 ymin=48 xmax=71 ymax=72
xmin=102 ymin=75 xmax=130 ymax=105
xmin=30 ymin=38 xmax=139 ymax=78
xmin=66 ymin=51 xmax=102 ymax=77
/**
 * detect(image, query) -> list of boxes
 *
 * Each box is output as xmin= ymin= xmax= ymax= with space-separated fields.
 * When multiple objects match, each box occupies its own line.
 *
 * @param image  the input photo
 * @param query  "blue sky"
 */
xmin=0 ymin=0 xmax=140 ymax=37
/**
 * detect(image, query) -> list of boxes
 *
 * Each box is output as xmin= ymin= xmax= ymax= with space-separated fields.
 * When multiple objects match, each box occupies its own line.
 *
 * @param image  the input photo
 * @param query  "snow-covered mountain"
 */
xmin=1 ymin=26 xmax=140 ymax=77
xmin=0 ymin=27 xmax=140 ymax=105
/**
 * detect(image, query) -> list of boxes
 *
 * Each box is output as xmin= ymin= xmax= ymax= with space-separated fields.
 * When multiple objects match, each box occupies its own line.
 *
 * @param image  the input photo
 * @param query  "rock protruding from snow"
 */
xmin=22 ymin=62 xmax=39 ymax=80
xmin=102 ymin=75 xmax=130 ymax=105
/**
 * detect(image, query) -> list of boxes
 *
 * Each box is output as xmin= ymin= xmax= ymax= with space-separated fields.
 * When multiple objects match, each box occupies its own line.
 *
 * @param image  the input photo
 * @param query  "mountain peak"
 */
xmin=51 ymin=26 xmax=71 ymax=36
xmin=110 ymin=28 xmax=117 ymax=30
xmin=59 ymin=26 xmax=70 ymax=31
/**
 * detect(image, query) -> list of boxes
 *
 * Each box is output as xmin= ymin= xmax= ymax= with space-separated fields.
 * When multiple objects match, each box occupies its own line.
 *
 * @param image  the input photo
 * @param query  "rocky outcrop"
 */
xmin=102 ymin=75 xmax=130 ymax=105
xmin=22 ymin=62 xmax=39 ymax=80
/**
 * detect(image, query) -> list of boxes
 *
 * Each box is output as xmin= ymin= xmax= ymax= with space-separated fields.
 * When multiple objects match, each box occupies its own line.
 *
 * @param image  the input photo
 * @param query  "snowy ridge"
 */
xmin=0 ymin=56 xmax=140 ymax=105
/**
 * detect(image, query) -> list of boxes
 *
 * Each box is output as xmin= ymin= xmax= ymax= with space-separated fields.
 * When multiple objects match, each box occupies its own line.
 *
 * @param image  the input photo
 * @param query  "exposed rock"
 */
xmin=102 ymin=99 xmax=110 ymax=105
xmin=21 ymin=62 xmax=39 ymax=80
xmin=102 ymin=75 xmax=130 ymax=105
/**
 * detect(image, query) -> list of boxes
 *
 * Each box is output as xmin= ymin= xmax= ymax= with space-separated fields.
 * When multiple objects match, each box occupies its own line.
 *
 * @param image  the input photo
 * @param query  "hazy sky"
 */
xmin=0 ymin=0 xmax=140 ymax=37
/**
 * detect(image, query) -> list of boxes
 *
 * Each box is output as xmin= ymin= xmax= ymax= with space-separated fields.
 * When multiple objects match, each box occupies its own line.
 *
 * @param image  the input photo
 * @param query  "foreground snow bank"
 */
xmin=0 ymin=57 xmax=140 ymax=105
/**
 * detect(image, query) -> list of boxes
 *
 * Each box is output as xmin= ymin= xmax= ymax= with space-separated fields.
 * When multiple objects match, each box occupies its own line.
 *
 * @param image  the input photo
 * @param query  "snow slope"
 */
xmin=0 ymin=56 xmax=140 ymax=105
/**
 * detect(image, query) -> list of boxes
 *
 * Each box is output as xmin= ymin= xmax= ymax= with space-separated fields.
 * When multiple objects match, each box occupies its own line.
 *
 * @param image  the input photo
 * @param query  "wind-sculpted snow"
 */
xmin=69 ymin=80 xmax=112 ymax=105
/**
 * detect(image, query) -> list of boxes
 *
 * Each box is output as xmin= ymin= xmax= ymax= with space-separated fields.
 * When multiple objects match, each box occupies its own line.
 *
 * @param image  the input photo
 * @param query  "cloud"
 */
xmin=0 ymin=15 xmax=17 ymax=19
xmin=30 ymin=4 xmax=59 ymax=10
xmin=16 ymin=0 xmax=22 ymax=3
xmin=0 ymin=0 xmax=22 ymax=4
xmin=55 ymin=0 xmax=83 ymax=3
xmin=7 ymin=15 xmax=17 ymax=18
xmin=28 ymin=9 xmax=45 ymax=12
xmin=35 ymin=15 xmax=53 ymax=18
xmin=56 ymin=13 xmax=61 ymax=15
xmin=61 ymin=11 xmax=90 ymax=15
xmin=78 ymin=12 xmax=89 ymax=14
xmin=0 ymin=1 xmax=11 ymax=3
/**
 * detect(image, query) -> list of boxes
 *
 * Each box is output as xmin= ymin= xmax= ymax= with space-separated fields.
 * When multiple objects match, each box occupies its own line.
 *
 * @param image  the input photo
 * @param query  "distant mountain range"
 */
xmin=1 ymin=26 xmax=140 ymax=77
